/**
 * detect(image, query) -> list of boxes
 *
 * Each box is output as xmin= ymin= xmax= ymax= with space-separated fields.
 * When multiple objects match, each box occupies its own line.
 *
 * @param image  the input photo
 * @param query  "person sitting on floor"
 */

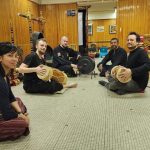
xmin=88 ymin=43 xmax=97 ymax=59
xmin=18 ymin=38 xmax=77 ymax=94
xmin=53 ymin=36 xmax=81 ymax=77
xmin=0 ymin=42 xmax=29 ymax=141
xmin=97 ymin=38 xmax=127 ymax=77
xmin=99 ymin=32 xmax=150 ymax=95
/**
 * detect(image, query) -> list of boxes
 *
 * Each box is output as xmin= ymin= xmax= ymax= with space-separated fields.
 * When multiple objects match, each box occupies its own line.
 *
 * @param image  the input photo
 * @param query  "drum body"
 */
xmin=37 ymin=65 xmax=68 ymax=84
xmin=52 ymin=68 xmax=68 ymax=85
xmin=77 ymin=56 xmax=95 ymax=74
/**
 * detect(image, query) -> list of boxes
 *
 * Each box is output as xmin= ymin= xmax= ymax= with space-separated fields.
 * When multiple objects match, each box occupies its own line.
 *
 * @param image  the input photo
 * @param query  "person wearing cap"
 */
xmin=18 ymin=38 xmax=77 ymax=94
xmin=0 ymin=42 xmax=30 ymax=141
xmin=99 ymin=32 xmax=150 ymax=95
xmin=53 ymin=36 xmax=81 ymax=77
xmin=97 ymin=38 xmax=127 ymax=77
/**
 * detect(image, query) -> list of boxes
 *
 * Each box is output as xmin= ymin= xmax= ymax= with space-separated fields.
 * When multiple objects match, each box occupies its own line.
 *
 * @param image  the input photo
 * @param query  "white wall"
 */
xmin=87 ymin=2 xmax=116 ymax=20
xmin=88 ymin=11 xmax=116 ymax=20
xmin=40 ymin=0 xmax=78 ymax=4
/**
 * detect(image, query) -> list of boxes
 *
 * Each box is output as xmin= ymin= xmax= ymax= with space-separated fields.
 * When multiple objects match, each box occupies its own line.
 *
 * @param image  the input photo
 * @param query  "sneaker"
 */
xmin=98 ymin=80 xmax=108 ymax=86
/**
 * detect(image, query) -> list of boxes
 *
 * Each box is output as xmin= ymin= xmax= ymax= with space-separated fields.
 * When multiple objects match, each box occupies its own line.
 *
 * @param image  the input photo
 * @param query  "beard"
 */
xmin=38 ymin=50 xmax=45 ymax=55
xmin=111 ymin=45 xmax=117 ymax=50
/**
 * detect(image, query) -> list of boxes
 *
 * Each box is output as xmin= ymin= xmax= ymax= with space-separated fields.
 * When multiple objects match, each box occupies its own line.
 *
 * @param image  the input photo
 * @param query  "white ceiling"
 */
xmin=31 ymin=0 xmax=116 ymax=12
xmin=30 ymin=0 xmax=117 ymax=19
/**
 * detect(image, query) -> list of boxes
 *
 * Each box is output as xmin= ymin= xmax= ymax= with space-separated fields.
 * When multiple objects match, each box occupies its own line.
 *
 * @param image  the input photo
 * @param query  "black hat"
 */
xmin=0 ymin=42 xmax=18 ymax=56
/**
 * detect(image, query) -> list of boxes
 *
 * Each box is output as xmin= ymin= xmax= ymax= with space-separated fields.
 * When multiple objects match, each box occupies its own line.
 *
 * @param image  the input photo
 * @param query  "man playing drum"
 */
xmin=18 ymin=38 xmax=77 ymax=94
xmin=99 ymin=32 xmax=150 ymax=95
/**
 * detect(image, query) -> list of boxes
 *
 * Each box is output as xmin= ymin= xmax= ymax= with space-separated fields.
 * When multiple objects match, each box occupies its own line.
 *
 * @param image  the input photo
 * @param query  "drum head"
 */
xmin=77 ymin=56 xmax=95 ymax=74
xmin=111 ymin=65 xmax=132 ymax=83
xmin=37 ymin=65 xmax=53 ymax=81
xmin=116 ymin=67 xmax=132 ymax=83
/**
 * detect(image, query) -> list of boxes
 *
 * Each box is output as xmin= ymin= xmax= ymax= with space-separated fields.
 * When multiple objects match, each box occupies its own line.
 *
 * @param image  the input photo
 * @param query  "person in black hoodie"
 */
xmin=99 ymin=32 xmax=150 ymax=95
xmin=0 ymin=42 xmax=29 ymax=141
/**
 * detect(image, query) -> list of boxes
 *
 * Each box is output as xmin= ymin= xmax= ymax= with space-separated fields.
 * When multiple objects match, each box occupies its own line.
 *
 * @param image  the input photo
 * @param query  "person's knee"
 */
xmin=23 ymin=87 xmax=35 ymax=93
xmin=107 ymin=81 xmax=119 ymax=90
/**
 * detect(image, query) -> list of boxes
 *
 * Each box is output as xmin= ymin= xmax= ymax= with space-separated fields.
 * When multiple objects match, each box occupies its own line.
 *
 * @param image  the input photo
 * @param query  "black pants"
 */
xmin=23 ymin=79 xmax=63 ymax=94
xmin=58 ymin=65 xmax=77 ymax=77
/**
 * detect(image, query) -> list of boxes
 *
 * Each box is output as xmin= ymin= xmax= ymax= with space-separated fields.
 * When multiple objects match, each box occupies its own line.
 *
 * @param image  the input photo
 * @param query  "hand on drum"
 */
xmin=117 ymin=68 xmax=132 ymax=81
xmin=36 ymin=65 xmax=47 ymax=75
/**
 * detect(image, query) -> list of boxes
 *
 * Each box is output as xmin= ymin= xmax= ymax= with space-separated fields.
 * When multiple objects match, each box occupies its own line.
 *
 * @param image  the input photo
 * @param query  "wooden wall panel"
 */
xmin=1 ymin=0 xmax=150 ymax=56
xmin=88 ymin=19 xmax=116 ymax=48
xmin=0 ymin=1 xmax=78 ymax=57
xmin=40 ymin=3 xmax=78 ymax=49
xmin=0 ymin=0 xmax=11 ymax=42
xmin=40 ymin=5 xmax=59 ymax=48
xmin=57 ymin=4 xmax=78 ymax=49
xmin=117 ymin=0 xmax=150 ymax=49
xmin=0 ymin=0 xmax=39 ymax=58
xmin=148 ymin=0 xmax=150 ymax=34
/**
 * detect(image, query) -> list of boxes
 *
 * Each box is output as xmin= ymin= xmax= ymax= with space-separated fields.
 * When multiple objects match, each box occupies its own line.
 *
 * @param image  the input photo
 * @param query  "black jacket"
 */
xmin=0 ymin=64 xmax=18 ymax=120
xmin=53 ymin=45 xmax=80 ymax=68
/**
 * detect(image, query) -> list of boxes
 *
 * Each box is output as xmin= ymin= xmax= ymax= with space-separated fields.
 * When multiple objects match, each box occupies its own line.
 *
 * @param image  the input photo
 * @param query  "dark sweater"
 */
xmin=53 ymin=45 xmax=80 ymax=68
xmin=97 ymin=47 xmax=127 ymax=70
xmin=127 ymin=47 xmax=150 ymax=90
xmin=0 ymin=64 xmax=18 ymax=120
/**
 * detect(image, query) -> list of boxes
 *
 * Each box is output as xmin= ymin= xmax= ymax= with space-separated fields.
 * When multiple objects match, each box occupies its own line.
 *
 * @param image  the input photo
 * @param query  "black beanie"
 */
xmin=0 ymin=42 xmax=18 ymax=56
